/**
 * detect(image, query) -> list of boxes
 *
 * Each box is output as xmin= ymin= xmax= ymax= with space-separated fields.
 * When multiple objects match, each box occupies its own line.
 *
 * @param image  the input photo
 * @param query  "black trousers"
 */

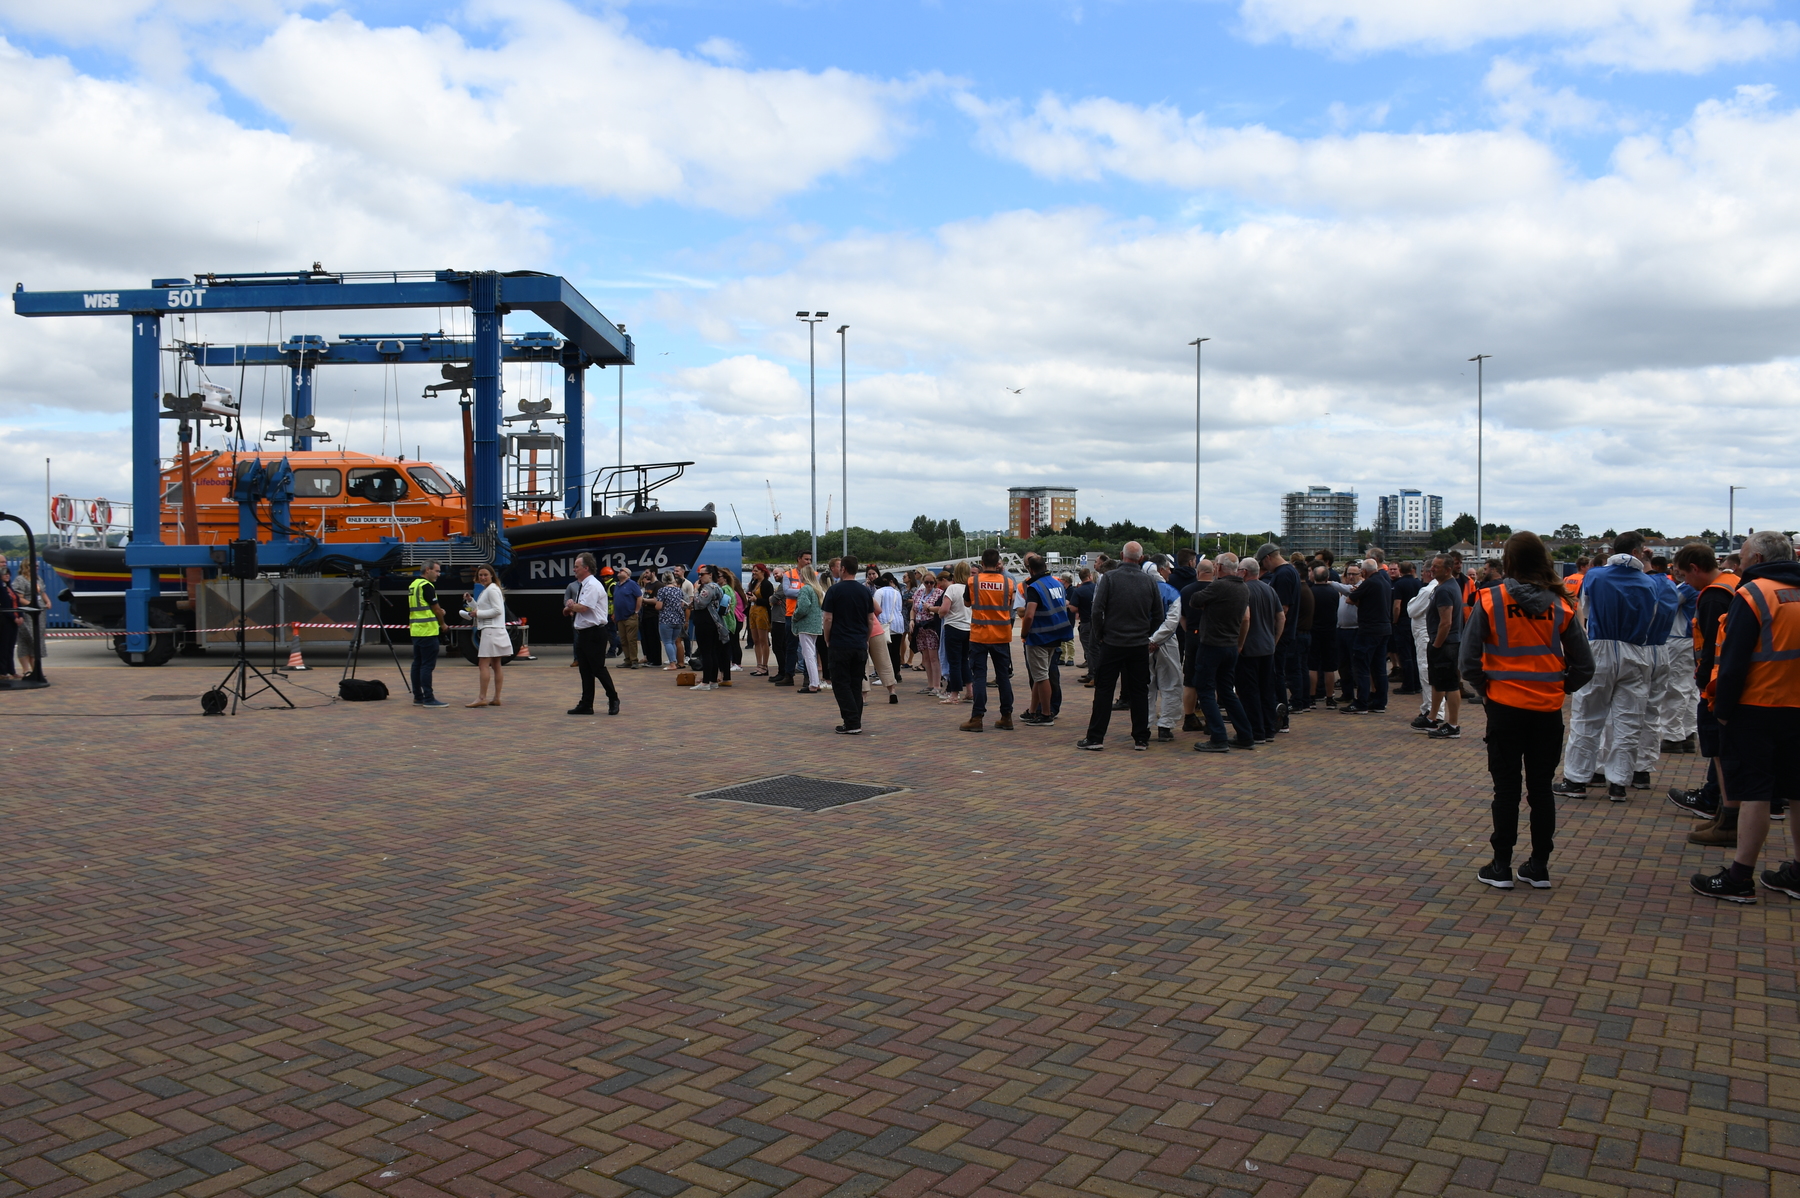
xmin=1085 ymin=641 xmax=1150 ymax=745
xmin=693 ymin=612 xmax=723 ymax=684
xmin=640 ymin=617 xmax=662 ymax=666
xmin=1237 ymin=653 xmax=1275 ymax=739
xmin=1483 ymin=699 xmax=1561 ymax=862
xmin=574 ymin=626 xmax=619 ymax=709
xmin=828 ymin=645 xmax=866 ymax=729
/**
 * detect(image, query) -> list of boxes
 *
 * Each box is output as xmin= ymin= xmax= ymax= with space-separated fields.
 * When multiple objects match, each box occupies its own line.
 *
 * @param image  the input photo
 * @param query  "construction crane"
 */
xmin=824 ymin=493 xmax=832 ymax=535
xmin=766 ymin=479 xmax=781 ymax=536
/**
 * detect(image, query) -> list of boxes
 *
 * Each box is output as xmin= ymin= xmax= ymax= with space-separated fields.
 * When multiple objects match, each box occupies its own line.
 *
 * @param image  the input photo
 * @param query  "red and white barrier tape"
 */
xmin=45 ymin=619 xmax=526 ymax=640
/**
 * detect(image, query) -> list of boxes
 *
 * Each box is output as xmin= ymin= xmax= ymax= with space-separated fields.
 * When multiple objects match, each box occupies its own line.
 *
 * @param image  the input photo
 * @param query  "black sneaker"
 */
xmin=1608 ymin=782 xmax=1628 ymax=802
xmin=1428 ymin=723 xmax=1461 ymax=740
xmin=1157 ymin=727 xmax=1174 ymax=742
xmin=608 ymin=699 xmax=620 ymax=715
xmin=889 ymin=694 xmax=899 ymax=705
xmin=1020 ymin=712 xmax=1045 ymax=724
xmin=1341 ymin=705 xmax=1368 ymax=715
xmin=1410 ymin=715 xmax=1438 ymax=732
xmin=1325 ymin=696 xmax=1337 ymax=709
xmin=1182 ymin=714 xmax=1203 ymax=732
xmin=567 ymin=706 xmax=594 ymax=715
xmin=1691 ymin=867 xmax=1756 ymax=904
xmin=1517 ymin=858 xmax=1551 ymax=889
xmin=1231 ymin=737 xmax=1256 ymax=751
xmin=1133 ymin=741 xmax=1149 ymax=751
xmin=1551 ymin=779 xmax=1589 ymax=797
xmin=1760 ymin=861 xmax=1800 ymax=899
xmin=834 ymin=725 xmax=863 ymax=735
xmin=1194 ymin=740 xmax=1230 ymax=753
xmin=1075 ymin=738 xmax=1104 ymax=751
xmin=1477 ymin=862 xmax=1515 ymax=890
xmin=1666 ymin=787 xmax=1717 ymax=817
xmin=1774 ymin=798 xmax=1789 ymax=822
xmin=1631 ymin=770 xmax=1652 ymax=790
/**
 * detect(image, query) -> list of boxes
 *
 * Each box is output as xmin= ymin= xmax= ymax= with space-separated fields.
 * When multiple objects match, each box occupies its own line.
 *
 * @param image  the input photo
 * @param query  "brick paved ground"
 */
xmin=2 ymin=643 xmax=1796 ymax=1198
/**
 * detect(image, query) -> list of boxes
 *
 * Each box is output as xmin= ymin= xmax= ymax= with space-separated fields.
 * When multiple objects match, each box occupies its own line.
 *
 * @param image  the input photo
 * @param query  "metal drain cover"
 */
xmin=139 ymin=695 xmax=199 ymax=702
xmin=693 ymin=774 xmax=904 ymax=811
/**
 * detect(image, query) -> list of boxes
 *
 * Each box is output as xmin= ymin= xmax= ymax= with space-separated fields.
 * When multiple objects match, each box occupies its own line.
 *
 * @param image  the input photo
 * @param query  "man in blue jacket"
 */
xmin=1555 ymin=531 xmax=1679 ymax=801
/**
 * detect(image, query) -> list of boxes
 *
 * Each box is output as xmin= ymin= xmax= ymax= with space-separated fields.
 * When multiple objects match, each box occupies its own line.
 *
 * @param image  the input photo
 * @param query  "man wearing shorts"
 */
xmin=1020 ymin=554 xmax=1073 ymax=725
xmin=1424 ymin=553 xmax=1463 ymax=738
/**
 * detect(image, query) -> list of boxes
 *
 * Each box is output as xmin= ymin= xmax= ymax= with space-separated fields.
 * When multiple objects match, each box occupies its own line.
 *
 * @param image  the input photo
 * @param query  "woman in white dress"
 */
xmin=461 ymin=565 xmax=511 ymax=707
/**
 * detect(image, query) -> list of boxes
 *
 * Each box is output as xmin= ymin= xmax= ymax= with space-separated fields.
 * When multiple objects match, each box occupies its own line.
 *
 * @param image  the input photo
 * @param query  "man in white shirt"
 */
xmin=564 ymin=552 xmax=620 ymax=715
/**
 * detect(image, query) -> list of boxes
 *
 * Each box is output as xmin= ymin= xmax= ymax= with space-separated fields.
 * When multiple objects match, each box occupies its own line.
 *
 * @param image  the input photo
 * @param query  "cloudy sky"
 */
xmin=3 ymin=0 xmax=1798 ymax=541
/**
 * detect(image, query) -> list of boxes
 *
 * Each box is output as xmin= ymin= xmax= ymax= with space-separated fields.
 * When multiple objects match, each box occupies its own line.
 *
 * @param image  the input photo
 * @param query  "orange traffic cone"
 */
xmin=286 ymin=626 xmax=309 ymax=671
xmin=515 ymin=618 xmax=536 ymax=661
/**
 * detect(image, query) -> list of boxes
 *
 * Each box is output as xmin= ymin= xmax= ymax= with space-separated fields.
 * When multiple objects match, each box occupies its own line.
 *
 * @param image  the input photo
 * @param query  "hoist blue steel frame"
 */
xmin=11 ymin=269 xmax=633 ymax=655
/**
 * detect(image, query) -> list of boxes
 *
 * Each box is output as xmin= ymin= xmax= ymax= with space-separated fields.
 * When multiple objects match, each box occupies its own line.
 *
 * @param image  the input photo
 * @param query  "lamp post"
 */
xmin=797 ymin=311 xmax=828 ymax=562
xmin=1730 ymin=485 xmax=1746 ymax=543
xmin=1469 ymin=354 xmax=1491 ymax=558
xmin=616 ymin=323 xmax=626 ymax=472
xmin=1189 ymin=337 xmax=1209 ymax=556
xmin=837 ymin=323 xmax=849 ymax=557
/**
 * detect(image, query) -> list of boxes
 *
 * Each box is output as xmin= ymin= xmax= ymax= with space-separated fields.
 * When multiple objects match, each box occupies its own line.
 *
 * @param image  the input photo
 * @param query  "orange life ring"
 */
xmin=89 ymin=498 xmax=113 ymax=528
xmin=51 ymin=494 xmax=75 ymax=529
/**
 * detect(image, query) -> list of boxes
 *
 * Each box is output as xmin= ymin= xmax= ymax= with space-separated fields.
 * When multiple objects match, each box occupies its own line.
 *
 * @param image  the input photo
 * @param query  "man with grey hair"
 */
xmin=1078 ymin=541 xmax=1163 ymax=750
xmin=1691 ymin=531 xmax=1800 ymax=902
xmin=1236 ymin=556 xmax=1284 ymax=741
xmin=1343 ymin=556 xmax=1392 ymax=714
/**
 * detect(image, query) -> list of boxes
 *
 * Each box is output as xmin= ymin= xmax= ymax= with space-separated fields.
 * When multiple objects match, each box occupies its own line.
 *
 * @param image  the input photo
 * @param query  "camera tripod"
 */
xmin=343 ymin=573 xmax=411 ymax=694
xmin=202 ymin=573 xmax=293 ymax=715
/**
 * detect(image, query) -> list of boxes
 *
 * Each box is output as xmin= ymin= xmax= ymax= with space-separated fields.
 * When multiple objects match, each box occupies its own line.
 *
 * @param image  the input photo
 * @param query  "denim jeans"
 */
xmin=660 ymin=623 xmax=681 ymax=664
xmin=1192 ymin=642 xmax=1253 ymax=743
xmin=410 ymin=636 xmax=439 ymax=703
xmin=1352 ymin=628 xmax=1391 ymax=710
xmin=966 ymin=640 xmax=1014 ymax=718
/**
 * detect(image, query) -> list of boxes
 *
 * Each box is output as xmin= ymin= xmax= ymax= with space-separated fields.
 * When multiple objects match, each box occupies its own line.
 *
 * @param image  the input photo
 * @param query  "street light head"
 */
xmin=816 ymin=311 xmax=828 ymax=318
xmin=837 ymin=325 xmax=848 ymax=333
xmin=1189 ymin=337 xmax=1210 ymax=345
xmin=1468 ymin=353 xmax=1491 ymax=362
xmin=796 ymin=311 xmax=810 ymax=317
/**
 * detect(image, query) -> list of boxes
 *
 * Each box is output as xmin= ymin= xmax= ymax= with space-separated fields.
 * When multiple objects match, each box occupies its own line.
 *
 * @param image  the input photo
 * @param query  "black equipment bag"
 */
xmin=339 ymin=677 xmax=389 ymax=702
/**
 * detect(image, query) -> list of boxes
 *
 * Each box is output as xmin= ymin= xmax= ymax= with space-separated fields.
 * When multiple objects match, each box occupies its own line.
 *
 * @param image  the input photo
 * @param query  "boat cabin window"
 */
xmin=162 ymin=479 xmax=184 ymax=504
xmin=293 ymin=469 xmax=342 ymax=498
xmin=406 ymin=466 xmax=455 ymax=497
xmin=346 ymin=467 xmax=409 ymax=503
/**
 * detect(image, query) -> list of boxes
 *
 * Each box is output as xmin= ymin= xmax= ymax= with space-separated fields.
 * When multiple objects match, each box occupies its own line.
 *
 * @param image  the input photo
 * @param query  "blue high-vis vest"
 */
xmin=1024 ymin=575 xmax=1074 ymax=645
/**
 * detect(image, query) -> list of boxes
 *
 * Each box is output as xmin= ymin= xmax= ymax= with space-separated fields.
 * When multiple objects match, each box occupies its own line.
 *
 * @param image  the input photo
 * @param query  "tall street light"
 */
xmin=797 ymin=311 xmax=828 ymax=562
xmin=1730 ymin=485 xmax=1746 ymax=543
xmin=1469 ymin=354 xmax=1491 ymax=557
xmin=1189 ymin=337 xmax=1209 ymax=555
xmin=837 ymin=324 xmax=849 ymax=558
xmin=616 ymin=323 xmax=626 ymax=473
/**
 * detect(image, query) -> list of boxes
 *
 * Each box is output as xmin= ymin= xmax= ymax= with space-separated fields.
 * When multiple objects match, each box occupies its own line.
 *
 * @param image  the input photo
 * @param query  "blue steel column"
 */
xmin=126 ymin=311 xmax=162 ymax=655
xmin=290 ymin=358 xmax=315 ymax=450
xmin=562 ymin=344 xmax=585 ymax=518
xmin=471 ymin=273 xmax=502 ymax=543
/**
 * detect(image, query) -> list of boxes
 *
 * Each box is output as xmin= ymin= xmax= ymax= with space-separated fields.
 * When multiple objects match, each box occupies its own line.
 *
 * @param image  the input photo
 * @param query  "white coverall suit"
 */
xmin=1149 ymin=593 xmax=1185 ymax=731
xmin=1562 ymin=558 xmax=1676 ymax=787
xmin=1407 ymin=579 xmax=1441 ymax=720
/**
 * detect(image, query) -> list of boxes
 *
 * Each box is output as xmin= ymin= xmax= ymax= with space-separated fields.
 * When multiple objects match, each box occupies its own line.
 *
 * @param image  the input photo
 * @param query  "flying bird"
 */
xmin=1004 ymin=386 xmax=1024 ymax=394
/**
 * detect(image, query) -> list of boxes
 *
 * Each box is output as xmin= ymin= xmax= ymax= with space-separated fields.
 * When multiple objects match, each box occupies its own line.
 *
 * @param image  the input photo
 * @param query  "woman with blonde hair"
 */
xmin=792 ymin=564 xmax=827 ymax=692
xmin=935 ymin=560 xmax=973 ymax=704
xmin=461 ymin=564 xmax=510 ymax=706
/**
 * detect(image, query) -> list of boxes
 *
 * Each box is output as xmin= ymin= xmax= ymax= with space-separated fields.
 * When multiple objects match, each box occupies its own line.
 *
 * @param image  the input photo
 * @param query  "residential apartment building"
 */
xmin=1281 ymin=486 xmax=1358 ymax=559
xmin=1008 ymin=486 xmax=1077 ymax=538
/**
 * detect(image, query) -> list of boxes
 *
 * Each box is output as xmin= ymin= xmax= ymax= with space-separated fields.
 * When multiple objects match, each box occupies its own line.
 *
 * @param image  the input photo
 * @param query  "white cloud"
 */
xmin=215 ymin=0 xmax=935 ymax=214
xmin=666 ymin=87 xmax=1800 ymax=534
xmin=1236 ymin=0 xmax=1800 ymax=72
xmin=1483 ymin=57 xmax=1612 ymax=130
xmin=961 ymin=92 xmax=1566 ymax=213
xmin=696 ymin=36 xmax=747 ymax=66
xmin=669 ymin=355 xmax=802 ymax=415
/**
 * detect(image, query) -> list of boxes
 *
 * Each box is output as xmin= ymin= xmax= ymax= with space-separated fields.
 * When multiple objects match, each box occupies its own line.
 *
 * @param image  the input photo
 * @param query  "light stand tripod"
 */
xmin=202 ymin=569 xmax=293 ymax=715
xmin=342 ymin=572 xmax=410 ymax=696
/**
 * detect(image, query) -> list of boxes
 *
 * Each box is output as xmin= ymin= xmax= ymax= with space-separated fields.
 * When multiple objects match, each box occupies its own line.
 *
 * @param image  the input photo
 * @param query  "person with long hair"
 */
xmin=461 ymin=564 xmax=511 ymax=707
xmin=656 ymin=572 xmax=687 ymax=669
xmin=793 ymin=564 xmax=826 ymax=691
xmin=913 ymin=570 xmax=945 ymax=697
xmin=1462 ymin=530 xmax=1594 ymax=890
xmin=747 ymin=563 xmax=774 ymax=675
xmin=936 ymin=560 xmax=973 ymax=704
xmin=687 ymin=565 xmax=728 ymax=690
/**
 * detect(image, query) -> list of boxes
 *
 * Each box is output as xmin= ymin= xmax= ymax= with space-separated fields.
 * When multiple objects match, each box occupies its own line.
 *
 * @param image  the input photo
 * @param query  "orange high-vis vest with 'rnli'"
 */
xmin=1734 ymin=576 xmax=1800 ymax=708
xmin=969 ymin=570 xmax=1017 ymax=644
xmin=1476 ymin=586 xmax=1574 ymax=712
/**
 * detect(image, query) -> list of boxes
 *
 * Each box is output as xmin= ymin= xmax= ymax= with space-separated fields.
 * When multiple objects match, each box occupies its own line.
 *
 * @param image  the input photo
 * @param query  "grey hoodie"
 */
xmin=1460 ymin=578 xmax=1595 ymax=697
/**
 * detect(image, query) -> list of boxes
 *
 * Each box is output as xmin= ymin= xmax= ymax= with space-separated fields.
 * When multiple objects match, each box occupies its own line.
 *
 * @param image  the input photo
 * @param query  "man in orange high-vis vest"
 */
xmin=960 ymin=548 xmax=1019 ymax=732
xmin=770 ymin=550 xmax=811 ymax=686
xmin=1459 ymin=531 xmax=1594 ymax=891
xmin=1690 ymin=531 xmax=1800 ymax=904
xmin=1667 ymin=543 xmax=1740 ymax=829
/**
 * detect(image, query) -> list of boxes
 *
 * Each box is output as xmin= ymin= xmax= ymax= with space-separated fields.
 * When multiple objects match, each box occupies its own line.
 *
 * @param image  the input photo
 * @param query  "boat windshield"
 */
xmin=347 ymin=467 xmax=409 ymax=503
xmin=406 ymin=466 xmax=455 ymax=497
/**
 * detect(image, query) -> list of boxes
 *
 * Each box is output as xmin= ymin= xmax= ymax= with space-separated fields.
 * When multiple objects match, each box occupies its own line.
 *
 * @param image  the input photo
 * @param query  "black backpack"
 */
xmin=339 ymin=677 xmax=390 ymax=702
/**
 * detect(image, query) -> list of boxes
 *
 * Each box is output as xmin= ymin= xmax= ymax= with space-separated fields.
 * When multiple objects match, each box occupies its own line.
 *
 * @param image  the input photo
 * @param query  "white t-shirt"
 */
xmin=944 ymin=583 xmax=972 ymax=631
xmin=572 ymin=574 xmax=609 ymax=629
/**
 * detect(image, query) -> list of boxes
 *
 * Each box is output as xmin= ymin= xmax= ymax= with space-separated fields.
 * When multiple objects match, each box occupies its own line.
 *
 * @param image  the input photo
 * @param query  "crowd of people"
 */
xmin=386 ymin=525 xmax=1800 ymax=906
xmin=0 ymin=556 xmax=45 ymax=681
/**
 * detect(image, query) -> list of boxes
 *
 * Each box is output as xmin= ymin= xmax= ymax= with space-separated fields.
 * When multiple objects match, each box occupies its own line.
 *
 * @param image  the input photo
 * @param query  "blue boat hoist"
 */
xmin=11 ymin=269 xmax=634 ymax=659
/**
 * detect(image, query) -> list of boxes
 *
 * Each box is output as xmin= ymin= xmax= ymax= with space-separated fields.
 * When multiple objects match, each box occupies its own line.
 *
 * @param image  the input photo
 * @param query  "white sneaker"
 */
xmin=689 ymin=682 xmax=713 ymax=691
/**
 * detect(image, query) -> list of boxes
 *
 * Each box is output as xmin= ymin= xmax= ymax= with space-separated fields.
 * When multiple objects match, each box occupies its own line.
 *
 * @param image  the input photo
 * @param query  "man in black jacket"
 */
xmin=1077 ymin=542 xmax=1165 ymax=751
